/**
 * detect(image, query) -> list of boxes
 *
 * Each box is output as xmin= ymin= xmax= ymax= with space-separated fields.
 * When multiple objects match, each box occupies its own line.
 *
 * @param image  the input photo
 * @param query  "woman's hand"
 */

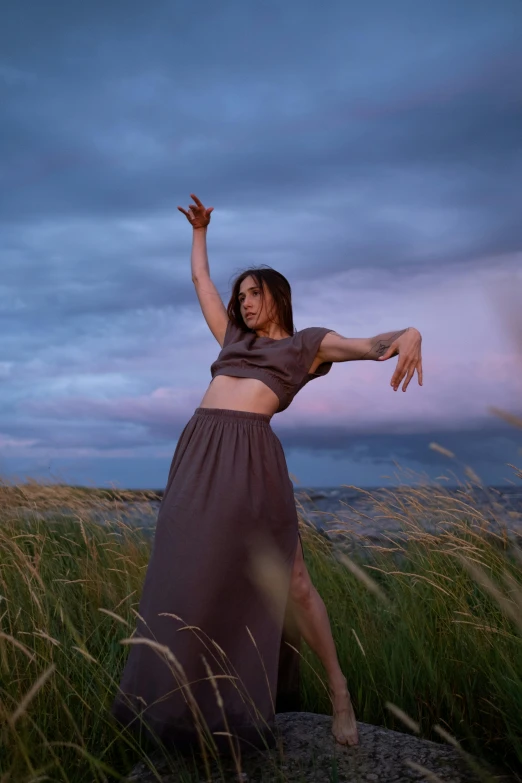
xmin=178 ymin=193 xmax=214 ymax=229
xmin=378 ymin=327 xmax=423 ymax=392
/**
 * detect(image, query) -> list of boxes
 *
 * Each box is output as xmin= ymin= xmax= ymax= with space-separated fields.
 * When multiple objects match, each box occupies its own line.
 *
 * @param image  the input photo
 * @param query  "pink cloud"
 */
xmin=19 ymin=349 xmax=522 ymax=437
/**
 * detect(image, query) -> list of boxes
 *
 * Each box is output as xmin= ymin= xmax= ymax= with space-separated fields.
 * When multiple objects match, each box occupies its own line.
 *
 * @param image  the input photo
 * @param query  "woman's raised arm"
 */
xmin=178 ymin=193 xmax=215 ymax=281
xmin=178 ymin=194 xmax=228 ymax=344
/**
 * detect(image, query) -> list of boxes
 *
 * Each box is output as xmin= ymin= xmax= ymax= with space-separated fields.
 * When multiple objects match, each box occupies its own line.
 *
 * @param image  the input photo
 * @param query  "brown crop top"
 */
xmin=210 ymin=319 xmax=335 ymax=414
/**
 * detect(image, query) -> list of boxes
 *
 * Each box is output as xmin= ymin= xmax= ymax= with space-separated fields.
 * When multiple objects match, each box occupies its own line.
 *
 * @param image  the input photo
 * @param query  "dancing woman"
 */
xmin=111 ymin=194 xmax=423 ymax=757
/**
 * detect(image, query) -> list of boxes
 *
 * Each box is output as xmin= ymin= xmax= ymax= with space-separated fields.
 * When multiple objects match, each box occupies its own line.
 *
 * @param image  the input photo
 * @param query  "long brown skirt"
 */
xmin=110 ymin=407 xmax=303 ymax=756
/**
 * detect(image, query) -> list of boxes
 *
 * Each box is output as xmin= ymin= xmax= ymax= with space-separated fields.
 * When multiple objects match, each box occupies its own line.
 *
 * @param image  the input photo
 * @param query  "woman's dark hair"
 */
xmin=227 ymin=266 xmax=295 ymax=336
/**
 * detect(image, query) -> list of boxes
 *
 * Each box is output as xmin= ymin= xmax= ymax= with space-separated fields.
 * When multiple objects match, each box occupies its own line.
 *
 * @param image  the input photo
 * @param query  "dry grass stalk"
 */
xmin=335 ymin=551 xmax=390 ymax=604
xmin=351 ymin=628 xmax=366 ymax=657
xmin=385 ymin=701 xmax=420 ymax=733
xmin=456 ymin=554 xmax=522 ymax=634
xmin=8 ymin=664 xmax=56 ymax=727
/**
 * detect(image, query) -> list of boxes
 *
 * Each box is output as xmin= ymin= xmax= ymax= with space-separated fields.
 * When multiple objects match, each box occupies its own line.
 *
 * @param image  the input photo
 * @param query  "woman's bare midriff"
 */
xmin=198 ymin=355 xmax=323 ymax=416
xmin=198 ymin=376 xmax=280 ymax=415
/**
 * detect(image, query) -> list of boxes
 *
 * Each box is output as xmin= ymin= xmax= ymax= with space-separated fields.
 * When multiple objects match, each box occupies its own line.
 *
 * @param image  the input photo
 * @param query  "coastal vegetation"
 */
xmin=1 ymin=461 xmax=521 ymax=781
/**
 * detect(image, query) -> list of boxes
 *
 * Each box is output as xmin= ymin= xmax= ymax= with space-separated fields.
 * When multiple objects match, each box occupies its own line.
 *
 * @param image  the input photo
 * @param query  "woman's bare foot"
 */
xmin=330 ymin=678 xmax=359 ymax=746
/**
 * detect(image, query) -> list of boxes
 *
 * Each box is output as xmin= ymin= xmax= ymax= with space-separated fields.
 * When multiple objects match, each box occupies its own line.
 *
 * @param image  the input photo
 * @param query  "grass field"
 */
xmin=1 ymin=467 xmax=521 ymax=782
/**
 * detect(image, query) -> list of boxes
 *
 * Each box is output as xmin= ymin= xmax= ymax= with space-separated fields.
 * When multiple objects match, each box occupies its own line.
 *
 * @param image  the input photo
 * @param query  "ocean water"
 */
xmin=292 ymin=484 xmax=522 ymax=546
xmin=69 ymin=484 xmax=522 ymax=548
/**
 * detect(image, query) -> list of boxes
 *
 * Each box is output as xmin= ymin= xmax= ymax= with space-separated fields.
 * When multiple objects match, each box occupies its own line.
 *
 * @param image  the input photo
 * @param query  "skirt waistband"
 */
xmin=194 ymin=407 xmax=272 ymax=425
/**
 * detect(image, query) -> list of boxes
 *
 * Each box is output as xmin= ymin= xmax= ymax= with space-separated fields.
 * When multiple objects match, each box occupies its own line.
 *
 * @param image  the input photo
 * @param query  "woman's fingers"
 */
xmin=177 ymin=206 xmax=197 ymax=223
xmin=394 ymin=366 xmax=408 ymax=391
xmin=178 ymin=196 xmax=213 ymax=227
xmin=390 ymin=360 xmax=403 ymax=388
xmin=389 ymin=357 xmax=423 ymax=391
xmin=190 ymin=194 xmax=213 ymax=217
xmin=402 ymin=365 xmax=416 ymax=391
xmin=391 ymin=362 xmax=413 ymax=391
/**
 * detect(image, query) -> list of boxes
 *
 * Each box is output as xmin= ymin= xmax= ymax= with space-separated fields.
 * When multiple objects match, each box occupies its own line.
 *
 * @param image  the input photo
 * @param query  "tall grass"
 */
xmin=1 ymin=462 xmax=521 ymax=781
xmin=299 ymin=470 xmax=522 ymax=777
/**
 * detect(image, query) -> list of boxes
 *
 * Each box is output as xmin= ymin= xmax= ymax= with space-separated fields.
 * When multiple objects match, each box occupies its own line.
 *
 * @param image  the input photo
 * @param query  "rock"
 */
xmin=122 ymin=712 xmax=511 ymax=782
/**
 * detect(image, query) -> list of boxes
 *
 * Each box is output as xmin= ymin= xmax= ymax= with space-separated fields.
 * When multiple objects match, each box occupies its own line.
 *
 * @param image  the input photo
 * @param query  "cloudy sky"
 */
xmin=2 ymin=0 xmax=522 ymax=490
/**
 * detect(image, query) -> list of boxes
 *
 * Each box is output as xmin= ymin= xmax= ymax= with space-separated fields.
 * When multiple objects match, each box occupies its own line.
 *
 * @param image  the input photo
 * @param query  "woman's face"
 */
xmin=238 ymin=275 xmax=277 ymax=330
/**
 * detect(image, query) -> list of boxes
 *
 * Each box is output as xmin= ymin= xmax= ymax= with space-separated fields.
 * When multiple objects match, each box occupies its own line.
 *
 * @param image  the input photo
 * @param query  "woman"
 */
xmin=111 ymin=193 xmax=423 ymax=758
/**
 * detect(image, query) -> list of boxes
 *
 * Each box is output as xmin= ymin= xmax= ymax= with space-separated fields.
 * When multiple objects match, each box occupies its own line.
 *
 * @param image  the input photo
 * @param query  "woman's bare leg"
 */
xmin=289 ymin=540 xmax=359 ymax=746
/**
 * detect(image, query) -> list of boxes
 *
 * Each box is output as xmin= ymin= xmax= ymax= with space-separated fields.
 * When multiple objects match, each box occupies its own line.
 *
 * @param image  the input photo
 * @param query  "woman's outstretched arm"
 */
xmin=319 ymin=328 xmax=416 ymax=362
xmin=319 ymin=327 xmax=423 ymax=391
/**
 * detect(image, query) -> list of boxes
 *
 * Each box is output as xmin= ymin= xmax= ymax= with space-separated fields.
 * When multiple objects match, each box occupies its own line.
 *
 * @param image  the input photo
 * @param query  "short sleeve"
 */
xmin=297 ymin=327 xmax=336 ymax=378
xmin=223 ymin=318 xmax=248 ymax=348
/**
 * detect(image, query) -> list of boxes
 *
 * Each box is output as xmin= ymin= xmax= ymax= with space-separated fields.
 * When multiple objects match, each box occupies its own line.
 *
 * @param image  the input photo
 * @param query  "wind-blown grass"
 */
xmin=0 ymin=468 xmax=521 ymax=782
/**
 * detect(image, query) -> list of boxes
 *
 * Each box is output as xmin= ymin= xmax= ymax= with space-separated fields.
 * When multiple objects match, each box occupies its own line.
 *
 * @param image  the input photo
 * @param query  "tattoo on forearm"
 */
xmin=362 ymin=328 xmax=410 ymax=360
xmin=375 ymin=342 xmax=391 ymax=357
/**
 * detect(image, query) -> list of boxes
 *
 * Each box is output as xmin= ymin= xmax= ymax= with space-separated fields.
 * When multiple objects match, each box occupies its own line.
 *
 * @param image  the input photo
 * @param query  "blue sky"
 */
xmin=1 ymin=0 xmax=522 ymax=489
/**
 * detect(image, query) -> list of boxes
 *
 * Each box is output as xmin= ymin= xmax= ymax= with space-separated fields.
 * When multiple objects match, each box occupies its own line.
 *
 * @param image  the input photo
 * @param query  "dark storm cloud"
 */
xmin=12 ymin=382 xmax=522 ymax=461
xmin=4 ymin=399 xmax=521 ymax=475
xmin=2 ymin=0 xmax=522 ymax=486
xmin=1 ymin=1 xmax=521 ymax=249
xmin=277 ymin=423 xmax=522 ymax=467
xmin=3 ymin=418 xmax=152 ymax=451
